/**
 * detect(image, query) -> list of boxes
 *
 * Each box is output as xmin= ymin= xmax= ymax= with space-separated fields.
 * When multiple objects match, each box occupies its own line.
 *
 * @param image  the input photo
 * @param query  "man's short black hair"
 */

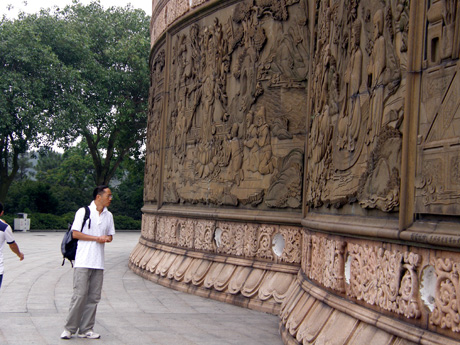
xmin=0 ymin=202 xmax=3 ymax=214
xmin=93 ymin=185 xmax=109 ymax=200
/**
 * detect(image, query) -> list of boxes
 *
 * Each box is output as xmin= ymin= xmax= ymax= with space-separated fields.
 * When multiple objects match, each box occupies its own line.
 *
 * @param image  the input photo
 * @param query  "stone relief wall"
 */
xmin=146 ymin=0 xmax=460 ymax=218
xmin=144 ymin=49 xmax=165 ymax=203
xmin=146 ymin=0 xmax=411 ymax=216
xmin=139 ymin=0 xmax=460 ymax=344
xmin=306 ymin=0 xmax=406 ymax=212
xmin=145 ymin=0 xmax=308 ymax=210
xmin=415 ymin=0 xmax=460 ymax=216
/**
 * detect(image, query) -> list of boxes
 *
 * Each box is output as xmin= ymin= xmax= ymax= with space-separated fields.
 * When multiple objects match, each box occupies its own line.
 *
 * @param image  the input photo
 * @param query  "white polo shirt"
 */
xmin=0 ymin=219 xmax=15 ymax=275
xmin=71 ymin=201 xmax=115 ymax=269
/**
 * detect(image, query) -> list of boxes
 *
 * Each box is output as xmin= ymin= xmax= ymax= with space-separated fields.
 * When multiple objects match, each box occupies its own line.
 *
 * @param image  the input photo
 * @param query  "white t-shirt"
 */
xmin=71 ymin=201 xmax=115 ymax=269
xmin=0 ymin=219 xmax=15 ymax=275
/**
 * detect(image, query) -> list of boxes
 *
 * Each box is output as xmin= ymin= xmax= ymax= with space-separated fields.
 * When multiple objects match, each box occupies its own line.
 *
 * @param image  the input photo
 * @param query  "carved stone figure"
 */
xmin=337 ymin=20 xmax=363 ymax=158
xmin=154 ymin=0 xmax=308 ymax=210
xmin=366 ymin=9 xmax=386 ymax=145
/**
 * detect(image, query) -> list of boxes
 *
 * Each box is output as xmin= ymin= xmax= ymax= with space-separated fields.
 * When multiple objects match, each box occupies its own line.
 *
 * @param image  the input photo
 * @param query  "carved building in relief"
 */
xmin=133 ymin=0 xmax=460 ymax=344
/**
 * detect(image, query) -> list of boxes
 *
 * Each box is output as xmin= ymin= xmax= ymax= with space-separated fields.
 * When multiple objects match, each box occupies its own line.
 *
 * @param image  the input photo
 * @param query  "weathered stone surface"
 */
xmin=135 ymin=0 xmax=460 ymax=344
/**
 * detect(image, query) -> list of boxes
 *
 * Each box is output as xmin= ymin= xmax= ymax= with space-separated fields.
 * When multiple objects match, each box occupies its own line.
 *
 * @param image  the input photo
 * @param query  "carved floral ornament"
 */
xmin=302 ymin=231 xmax=460 ymax=334
xmin=141 ymin=214 xmax=302 ymax=265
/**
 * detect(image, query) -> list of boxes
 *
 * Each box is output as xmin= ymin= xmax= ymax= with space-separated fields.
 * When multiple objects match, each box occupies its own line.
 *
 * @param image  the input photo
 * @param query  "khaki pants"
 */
xmin=64 ymin=268 xmax=104 ymax=334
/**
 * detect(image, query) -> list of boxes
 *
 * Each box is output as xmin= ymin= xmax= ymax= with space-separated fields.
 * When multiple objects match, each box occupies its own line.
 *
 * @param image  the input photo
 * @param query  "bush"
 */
xmin=1 ymin=212 xmax=140 ymax=230
xmin=1 ymin=214 xmax=14 ymax=227
xmin=29 ymin=213 xmax=68 ymax=230
xmin=114 ymin=215 xmax=141 ymax=230
xmin=62 ymin=212 xmax=77 ymax=226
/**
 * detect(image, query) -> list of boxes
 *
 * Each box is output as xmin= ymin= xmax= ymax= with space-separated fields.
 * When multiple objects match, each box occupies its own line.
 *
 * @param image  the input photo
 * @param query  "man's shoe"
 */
xmin=78 ymin=330 xmax=101 ymax=339
xmin=60 ymin=330 xmax=73 ymax=339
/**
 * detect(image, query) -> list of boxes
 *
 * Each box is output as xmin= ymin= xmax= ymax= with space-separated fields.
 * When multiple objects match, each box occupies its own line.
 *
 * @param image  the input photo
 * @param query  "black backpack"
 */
xmin=61 ymin=206 xmax=90 ymax=267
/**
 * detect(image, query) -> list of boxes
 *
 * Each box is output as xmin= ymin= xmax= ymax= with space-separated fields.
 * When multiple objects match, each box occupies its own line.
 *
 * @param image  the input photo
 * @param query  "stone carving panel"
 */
xmin=306 ymin=0 xmax=406 ymax=212
xmin=177 ymin=218 xmax=196 ymax=249
xmin=415 ymin=0 xmax=460 ymax=216
xmin=141 ymin=215 xmax=302 ymax=264
xmin=307 ymin=234 xmax=346 ymax=293
xmin=430 ymin=256 xmax=460 ymax=332
xmin=300 ymin=231 xmax=460 ymax=335
xmin=159 ymin=0 xmax=308 ymax=210
xmin=346 ymin=243 xmax=421 ymax=318
xmin=278 ymin=226 xmax=302 ymax=264
xmin=215 ymin=221 xmax=245 ymax=256
xmin=302 ymin=231 xmax=425 ymax=320
xmin=144 ymin=49 xmax=165 ymax=204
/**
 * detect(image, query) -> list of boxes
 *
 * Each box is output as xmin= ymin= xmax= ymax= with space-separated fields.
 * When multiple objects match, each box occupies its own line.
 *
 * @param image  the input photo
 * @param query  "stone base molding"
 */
xmin=130 ymin=216 xmax=460 ymax=343
xmin=129 ymin=214 xmax=303 ymax=314
xmin=280 ymin=272 xmax=459 ymax=345
xmin=129 ymin=240 xmax=298 ymax=314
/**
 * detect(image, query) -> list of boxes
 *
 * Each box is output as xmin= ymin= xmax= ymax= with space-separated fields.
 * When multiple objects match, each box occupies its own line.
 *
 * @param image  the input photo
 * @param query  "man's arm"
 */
xmin=72 ymin=231 xmax=111 ymax=243
xmin=8 ymin=242 xmax=24 ymax=260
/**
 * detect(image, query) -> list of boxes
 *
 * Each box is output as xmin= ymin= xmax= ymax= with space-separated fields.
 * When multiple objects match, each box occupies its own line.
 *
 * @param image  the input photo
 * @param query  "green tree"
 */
xmin=35 ymin=145 xmax=95 ymax=214
xmin=5 ymin=180 xmax=58 ymax=215
xmin=110 ymin=157 xmax=144 ymax=219
xmin=41 ymin=1 xmax=150 ymax=185
xmin=0 ymin=1 xmax=150 ymax=203
xmin=0 ymin=14 xmax=65 ymax=202
xmin=15 ymin=152 xmax=36 ymax=181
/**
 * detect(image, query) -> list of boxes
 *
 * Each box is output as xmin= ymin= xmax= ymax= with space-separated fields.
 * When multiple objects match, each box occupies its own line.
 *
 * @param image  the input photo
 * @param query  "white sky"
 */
xmin=1 ymin=0 xmax=152 ymax=19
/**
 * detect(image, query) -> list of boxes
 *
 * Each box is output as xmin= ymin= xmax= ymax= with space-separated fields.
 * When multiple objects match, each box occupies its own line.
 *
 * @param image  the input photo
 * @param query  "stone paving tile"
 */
xmin=0 ymin=231 xmax=283 ymax=345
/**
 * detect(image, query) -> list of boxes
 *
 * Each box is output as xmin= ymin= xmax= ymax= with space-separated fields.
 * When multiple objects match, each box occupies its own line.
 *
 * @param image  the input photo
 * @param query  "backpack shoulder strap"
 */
xmin=81 ymin=206 xmax=91 ymax=232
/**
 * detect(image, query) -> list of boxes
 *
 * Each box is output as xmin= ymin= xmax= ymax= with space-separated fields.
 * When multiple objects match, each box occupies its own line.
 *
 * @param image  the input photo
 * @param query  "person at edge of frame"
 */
xmin=0 ymin=201 xmax=25 ymax=289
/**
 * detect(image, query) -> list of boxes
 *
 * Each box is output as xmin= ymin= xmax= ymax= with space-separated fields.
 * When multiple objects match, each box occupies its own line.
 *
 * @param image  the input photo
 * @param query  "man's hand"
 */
xmin=96 ymin=236 xmax=112 ymax=243
xmin=18 ymin=252 xmax=24 ymax=261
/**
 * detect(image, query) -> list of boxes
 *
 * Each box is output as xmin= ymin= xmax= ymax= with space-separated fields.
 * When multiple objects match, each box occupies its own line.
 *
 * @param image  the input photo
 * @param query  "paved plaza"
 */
xmin=0 ymin=231 xmax=283 ymax=345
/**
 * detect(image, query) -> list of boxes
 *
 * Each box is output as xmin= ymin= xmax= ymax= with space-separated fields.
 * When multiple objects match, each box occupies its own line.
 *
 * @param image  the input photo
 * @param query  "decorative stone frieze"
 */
xmin=346 ymin=243 xmax=421 ymax=319
xmin=304 ymin=233 xmax=346 ymax=293
xmin=279 ymin=273 xmax=459 ymax=345
xmin=139 ymin=214 xmax=302 ymax=263
xmin=430 ymin=256 xmax=460 ymax=333
xmin=140 ymin=0 xmax=460 ymax=344
xmin=300 ymin=229 xmax=460 ymax=339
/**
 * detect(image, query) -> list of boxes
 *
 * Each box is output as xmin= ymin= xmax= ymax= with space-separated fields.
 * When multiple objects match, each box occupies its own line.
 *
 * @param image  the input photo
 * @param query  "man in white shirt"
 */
xmin=61 ymin=185 xmax=115 ymax=340
xmin=0 ymin=202 xmax=24 ymax=288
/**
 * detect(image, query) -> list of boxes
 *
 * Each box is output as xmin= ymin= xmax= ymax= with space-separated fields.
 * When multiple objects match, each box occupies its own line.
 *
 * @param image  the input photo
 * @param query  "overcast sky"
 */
xmin=1 ymin=0 xmax=152 ymax=18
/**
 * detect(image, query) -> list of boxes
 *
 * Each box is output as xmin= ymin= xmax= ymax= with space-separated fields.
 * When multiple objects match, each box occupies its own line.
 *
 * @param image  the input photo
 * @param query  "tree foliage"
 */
xmin=0 ymin=1 xmax=150 ymax=202
xmin=41 ymin=2 xmax=150 ymax=185
xmin=109 ymin=157 xmax=144 ymax=220
xmin=0 ymin=13 xmax=65 ymax=201
xmin=5 ymin=148 xmax=144 ymax=221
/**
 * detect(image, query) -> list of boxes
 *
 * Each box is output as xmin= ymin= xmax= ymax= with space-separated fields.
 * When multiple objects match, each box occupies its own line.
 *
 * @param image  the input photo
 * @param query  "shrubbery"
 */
xmin=1 ymin=214 xmax=14 ymax=227
xmin=29 ymin=213 xmax=68 ymax=230
xmin=114 ymin=215 xmax=142 ymax=230
xmin=2 ymin=212 xmax=141 ymax=230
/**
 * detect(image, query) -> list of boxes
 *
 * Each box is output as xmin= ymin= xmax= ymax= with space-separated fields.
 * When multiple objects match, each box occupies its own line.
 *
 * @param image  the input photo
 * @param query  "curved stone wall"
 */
xmin=133 ymin=0 xmax=460 ymax=343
